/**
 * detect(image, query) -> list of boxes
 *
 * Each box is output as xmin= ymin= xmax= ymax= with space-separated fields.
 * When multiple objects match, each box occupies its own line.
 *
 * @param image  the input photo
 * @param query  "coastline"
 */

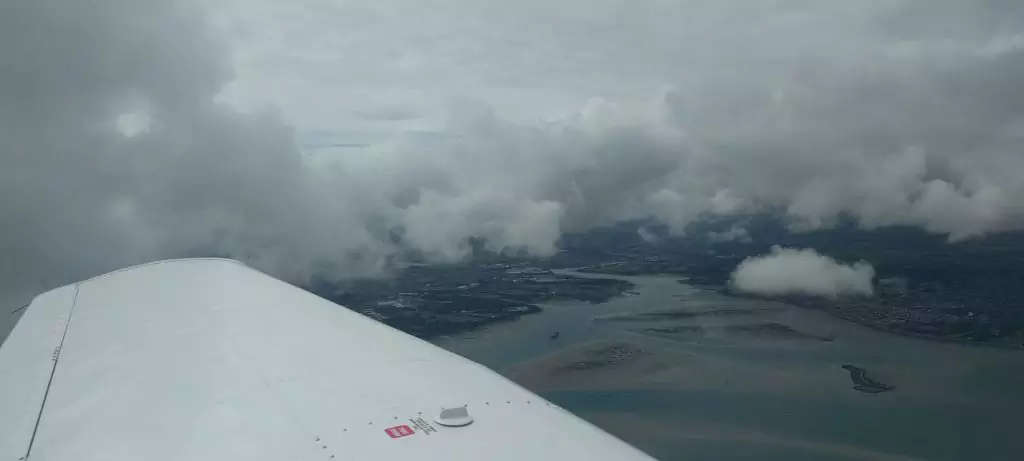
xmin=721 ymin=289 xmax=1024 ymax=351
xmin=575 ymin=268 xmax=1024 ymax=350
xmin=438 ymin=270 xmax=1024 ymax=461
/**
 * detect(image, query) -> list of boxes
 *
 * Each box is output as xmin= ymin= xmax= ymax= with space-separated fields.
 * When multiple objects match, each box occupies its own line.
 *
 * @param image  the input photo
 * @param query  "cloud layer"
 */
xmin=212 ymin=0 xmax=1024 ymax=243
xmin=3 ymin=0 xmax=1024 ymax=316
xmin=731 ymin=247 xmax=876 ymax=298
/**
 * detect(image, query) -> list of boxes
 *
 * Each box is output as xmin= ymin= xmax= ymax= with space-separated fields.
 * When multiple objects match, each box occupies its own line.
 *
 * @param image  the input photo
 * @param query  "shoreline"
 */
xmin=570 ymin=268 xmax=1023 ymax=350
xmin=709 ymin=285 xmax=1024 ymax=351
xmin=442 ymin=268 xmax=1024 ymax=461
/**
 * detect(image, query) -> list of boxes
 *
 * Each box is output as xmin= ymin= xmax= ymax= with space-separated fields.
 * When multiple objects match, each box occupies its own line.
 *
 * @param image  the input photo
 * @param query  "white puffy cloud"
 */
xmin=730 ymin=247 xmax=876 ymax=298
xmin=708 ymin=225 xmax=752 ymax=244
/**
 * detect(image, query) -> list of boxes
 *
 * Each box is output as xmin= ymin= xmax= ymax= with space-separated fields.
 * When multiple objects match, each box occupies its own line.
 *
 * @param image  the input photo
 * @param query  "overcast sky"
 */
xmin=3 ymin=0 xmax=1024 ymax=331
xmin=208 ymin=0 xmax=1024 ymax=241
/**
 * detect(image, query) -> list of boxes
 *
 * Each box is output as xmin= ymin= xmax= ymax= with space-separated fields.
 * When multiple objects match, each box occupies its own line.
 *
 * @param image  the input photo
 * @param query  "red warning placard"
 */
xmin=385 ymin=424 xmax=415 ymax=439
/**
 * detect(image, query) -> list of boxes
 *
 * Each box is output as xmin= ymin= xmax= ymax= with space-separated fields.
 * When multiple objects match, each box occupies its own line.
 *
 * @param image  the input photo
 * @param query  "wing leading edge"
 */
xmin=0 ymin=258 xmax=657 ymax=461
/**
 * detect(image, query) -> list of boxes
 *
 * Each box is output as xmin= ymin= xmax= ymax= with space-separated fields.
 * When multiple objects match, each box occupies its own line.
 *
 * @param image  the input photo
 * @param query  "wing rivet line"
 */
xmin=23 ymin=284 xmax=80 ymax=461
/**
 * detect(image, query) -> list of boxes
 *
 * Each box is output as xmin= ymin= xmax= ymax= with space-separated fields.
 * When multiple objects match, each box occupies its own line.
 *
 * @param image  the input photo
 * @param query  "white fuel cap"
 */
xmin=434 ymin=406 xmax=474 ymax=427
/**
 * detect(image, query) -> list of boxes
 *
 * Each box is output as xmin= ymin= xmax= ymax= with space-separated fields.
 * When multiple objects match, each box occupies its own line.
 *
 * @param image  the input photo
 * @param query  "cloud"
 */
xmin=0 ymin=0 xmax=388 ymax=308
xmin=637 ymin=227 xmax=660 ymax=244
xmin=3 ymin=0 xmax=1024 ymax=322
xmin=730 ymin=247 xmax=875 ymax=298
xmin=352 ymin=108 xmax=422 ymax=122
xmin=708 ymin=225 xmax=751 ymax=244
xmin=212 ymin=0 xmax=1024 ymax=240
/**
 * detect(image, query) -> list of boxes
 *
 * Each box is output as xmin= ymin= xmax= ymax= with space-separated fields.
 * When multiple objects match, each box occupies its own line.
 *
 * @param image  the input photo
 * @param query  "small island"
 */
xmin=842 ymin=365 xmax=895 ymax=394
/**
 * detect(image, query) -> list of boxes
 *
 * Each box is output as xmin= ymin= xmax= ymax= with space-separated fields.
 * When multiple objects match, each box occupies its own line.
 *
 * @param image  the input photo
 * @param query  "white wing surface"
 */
xmin=0 ymin=259 xmax=657 ymax=461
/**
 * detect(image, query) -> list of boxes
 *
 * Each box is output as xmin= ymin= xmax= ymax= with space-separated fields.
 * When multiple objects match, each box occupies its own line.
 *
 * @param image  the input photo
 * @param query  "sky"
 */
xmin=210 ymin=0 xmax=1024 ymax=242
xmin=3 ymin=0 xmax=1024 ymax=325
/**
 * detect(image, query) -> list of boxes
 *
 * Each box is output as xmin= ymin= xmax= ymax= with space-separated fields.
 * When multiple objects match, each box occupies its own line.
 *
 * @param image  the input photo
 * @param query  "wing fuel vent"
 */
xmin=434 ymin=407 xmax=473 ymax=427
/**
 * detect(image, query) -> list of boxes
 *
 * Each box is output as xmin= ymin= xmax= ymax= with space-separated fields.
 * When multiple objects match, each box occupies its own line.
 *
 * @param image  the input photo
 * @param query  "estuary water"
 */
xmin=433 ymin=272 xmax=1024 ymax=461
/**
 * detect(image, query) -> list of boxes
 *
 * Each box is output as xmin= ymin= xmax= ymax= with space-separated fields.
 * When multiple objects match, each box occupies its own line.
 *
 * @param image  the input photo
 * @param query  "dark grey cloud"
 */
xmin=3 ymin=0 xmax=1024 ymax=332
xmin=0 ymin=0 xmax=388 ymax=315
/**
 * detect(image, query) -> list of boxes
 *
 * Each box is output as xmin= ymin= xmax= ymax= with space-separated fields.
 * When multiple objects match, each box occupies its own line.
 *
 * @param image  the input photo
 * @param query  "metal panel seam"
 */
xmin=22 ymin=283 xmax=81 ymax=461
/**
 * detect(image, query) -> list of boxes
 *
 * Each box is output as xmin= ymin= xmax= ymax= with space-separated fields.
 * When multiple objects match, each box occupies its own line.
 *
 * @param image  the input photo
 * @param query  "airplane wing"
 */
xmin=0 ymin=258 xmax=657 ymax=461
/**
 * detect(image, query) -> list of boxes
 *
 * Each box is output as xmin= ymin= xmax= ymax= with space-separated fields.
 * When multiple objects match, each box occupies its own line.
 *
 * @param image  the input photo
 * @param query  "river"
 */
xmin=432 ymin=272 xmax=1024 ymax=461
